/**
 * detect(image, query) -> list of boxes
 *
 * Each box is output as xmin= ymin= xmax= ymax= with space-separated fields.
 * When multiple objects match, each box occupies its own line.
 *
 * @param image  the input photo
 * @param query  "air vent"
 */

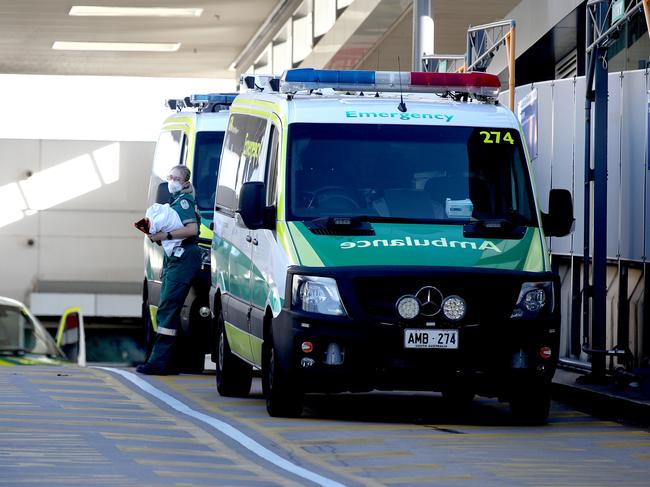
xmin=555 ymin=49 xmax=578 ymax=79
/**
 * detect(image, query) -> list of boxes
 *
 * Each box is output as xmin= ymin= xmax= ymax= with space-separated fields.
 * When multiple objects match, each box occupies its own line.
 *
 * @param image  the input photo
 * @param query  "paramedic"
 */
xmin=136 ymin=165 xmax=202 ymax=375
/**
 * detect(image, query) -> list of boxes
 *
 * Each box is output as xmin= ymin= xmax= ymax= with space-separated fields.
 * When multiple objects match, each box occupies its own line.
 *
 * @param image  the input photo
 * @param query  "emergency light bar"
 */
xmin=280 ymin=68 xmax=500 ymax=98
xmin=166 ymin=93 xmax=238 ymax=112
xmin=189 ymin=93 xmax=238 ymax=105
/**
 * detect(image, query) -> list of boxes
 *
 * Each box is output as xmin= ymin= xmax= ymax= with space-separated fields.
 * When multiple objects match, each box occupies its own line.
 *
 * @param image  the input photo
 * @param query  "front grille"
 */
xmin=350 ymin=272 xmax=523 ymax=323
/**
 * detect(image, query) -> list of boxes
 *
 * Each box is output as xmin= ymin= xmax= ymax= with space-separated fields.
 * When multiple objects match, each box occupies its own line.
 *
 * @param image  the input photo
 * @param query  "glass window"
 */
xmin=147 ymin=130 xmax=185 ymax=206
xmin=287 ymin=123 xmax=536 ymax=225
xmin=0 ymin=305 xmax=60 ymax=357
xmin=193 ymin=131 xmax=225 ymax=212
xmin=216 ymin=114 xmax=267 ymax=211
xmin=266 ymin=125 xmax=280 ymax=206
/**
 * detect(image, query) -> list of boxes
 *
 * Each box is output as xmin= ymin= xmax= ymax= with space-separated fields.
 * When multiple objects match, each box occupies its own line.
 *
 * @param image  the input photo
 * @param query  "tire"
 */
xmin=262 ymin=327 xmax=303 ymax=417
xmin=215 ymin=310 xmax=252 ymax=397
xmin=509 ymin=377 xmax=552 ymax=425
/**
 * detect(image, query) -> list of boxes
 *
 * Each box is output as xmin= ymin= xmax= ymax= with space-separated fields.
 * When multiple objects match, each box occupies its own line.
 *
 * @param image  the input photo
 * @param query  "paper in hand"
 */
xmin=134 ymin=217 xmax=151 ymax=234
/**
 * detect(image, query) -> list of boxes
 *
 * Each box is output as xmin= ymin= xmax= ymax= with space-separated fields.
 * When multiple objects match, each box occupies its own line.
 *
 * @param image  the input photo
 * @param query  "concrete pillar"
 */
xmin=412 ymin=0 xmax=434 ymax=71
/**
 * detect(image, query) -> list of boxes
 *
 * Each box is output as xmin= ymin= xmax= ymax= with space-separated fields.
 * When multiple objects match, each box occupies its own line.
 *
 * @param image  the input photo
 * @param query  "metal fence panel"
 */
xmin=619 ymin=70 xmax=647 ymax=261
xmin=550 ymin=78 xmax=577 ymax=254
xmin=606 ymin=72 xmax=623 ymax=259
xmin=572 ymin=77 xmax=587 ymax=256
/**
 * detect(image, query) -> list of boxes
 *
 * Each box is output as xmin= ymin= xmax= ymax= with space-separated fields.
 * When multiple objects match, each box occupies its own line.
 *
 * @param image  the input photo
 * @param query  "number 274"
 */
xmin=480 ymin=131 xmax=514 ymax=144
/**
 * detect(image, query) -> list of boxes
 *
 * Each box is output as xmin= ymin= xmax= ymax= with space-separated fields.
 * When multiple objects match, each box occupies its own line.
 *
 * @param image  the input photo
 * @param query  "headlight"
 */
xmin=511 ymin=282 xmax=553 ymax=319
xmin=442 ymin=295 xmax=466 ymax=321
xmin=396 ymin=295 xmax=420 ymax=320
xmin=292 ymin=275 xmax=346 ymax=316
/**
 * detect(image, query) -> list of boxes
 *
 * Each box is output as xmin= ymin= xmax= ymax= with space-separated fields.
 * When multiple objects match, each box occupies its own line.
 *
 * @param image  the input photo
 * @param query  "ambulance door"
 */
xmin=145 ymin=129 xmax=188 ymax=316
xmin=249 ymin=122 xmax=279 ymax=365
xmin=222 ymin=114 xmax=267 ymax=363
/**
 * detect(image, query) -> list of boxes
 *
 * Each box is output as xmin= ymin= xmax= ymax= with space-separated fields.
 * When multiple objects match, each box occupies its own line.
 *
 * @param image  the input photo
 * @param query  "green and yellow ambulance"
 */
xmin=143 ymin=94 xmax=235 ymax=371
xmin=209 ymin=70 xmax=574 ymax=423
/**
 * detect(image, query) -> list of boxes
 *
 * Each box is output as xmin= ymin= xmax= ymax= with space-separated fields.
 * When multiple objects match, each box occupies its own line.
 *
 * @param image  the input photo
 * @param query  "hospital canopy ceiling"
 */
xmin=0 ymin=0 xmax=518 ymax=79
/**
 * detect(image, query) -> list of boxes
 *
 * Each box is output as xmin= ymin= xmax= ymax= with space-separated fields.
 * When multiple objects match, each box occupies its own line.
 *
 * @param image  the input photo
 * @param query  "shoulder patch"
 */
xmin=180 ymin=199 xmax=190 ymax=210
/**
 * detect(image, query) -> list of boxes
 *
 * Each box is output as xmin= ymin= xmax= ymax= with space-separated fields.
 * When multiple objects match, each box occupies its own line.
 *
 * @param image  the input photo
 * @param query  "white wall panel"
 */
xmin=514 ymin=70 xmax=647 ymax=262
xmin=0 ymin=139 xmax=154 ymax=303
xmin=606 ymin=72 xmax=622 ymax=259
xmin=531 ymin=81 xmax=554 ymax=215
xmin=571 ymin=78 xmax=587 ymax=256
xmin=619 ymin=70 xmax=647 ymax=261
xmin=550 ymin=78 xmax=577 ymax=255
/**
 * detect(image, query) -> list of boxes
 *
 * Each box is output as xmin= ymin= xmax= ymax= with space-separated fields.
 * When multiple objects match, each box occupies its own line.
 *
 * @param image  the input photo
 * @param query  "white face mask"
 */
xmin=168 ymin=180 xmax=183 ymax=194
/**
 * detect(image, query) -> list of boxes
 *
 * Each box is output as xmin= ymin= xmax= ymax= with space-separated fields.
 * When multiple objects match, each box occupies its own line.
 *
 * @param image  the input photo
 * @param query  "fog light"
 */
xmin=301 ymin=341 xmax=313 ymax=353
xmin=396 ymin=295 xmax=419 ymax=320
xmin=301 ymin=357 xmax=315 ymax=368
xmin=199 ymin=306 xmax=210 ymax=318
xmin=441 ymin=295 xmax=466 ymax=321
xmin=539 ymin=346 xmax=552 ymax=359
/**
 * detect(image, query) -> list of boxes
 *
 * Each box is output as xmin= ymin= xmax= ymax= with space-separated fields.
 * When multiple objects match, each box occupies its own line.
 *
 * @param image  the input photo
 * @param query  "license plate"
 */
xmin=404 ymin=329 xmax=458 ymax=349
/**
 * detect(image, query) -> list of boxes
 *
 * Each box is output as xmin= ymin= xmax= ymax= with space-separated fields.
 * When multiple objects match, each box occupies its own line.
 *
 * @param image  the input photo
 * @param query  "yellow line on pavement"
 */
xmin=154 ymin=470 xmax=272 ymax=480
xmin=136 ymin=459 xmax=249 ymax=469
xmin=346 ymin=464 xmax=443 ymax=473
xmin=100 ymin=432 xmax=201 ymax=444
xmin=382 ymin=475 xmax=475 ymax=484
xmin=310 ymin=450 xmax=413 ymax=459
xmin=116 ymin=444 xmax=239 ymax=459
xmin=597 ymin=441 xmax=650 ymax=448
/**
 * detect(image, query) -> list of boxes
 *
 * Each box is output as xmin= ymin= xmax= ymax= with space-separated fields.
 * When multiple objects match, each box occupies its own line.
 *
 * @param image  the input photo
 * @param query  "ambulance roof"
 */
xmin=232 ymin=91 xmax=518 ymax=130
xmin=162 ymin=109 xmax=229 ymax=133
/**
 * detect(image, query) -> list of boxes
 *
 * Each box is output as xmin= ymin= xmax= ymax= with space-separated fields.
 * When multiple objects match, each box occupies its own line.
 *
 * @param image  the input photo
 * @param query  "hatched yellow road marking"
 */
xmin=117 ymin=444 xmax=240 ymax=458
xmin=382 ymin=475 xmax=475 ymax=484
xmin=153 ymin=470 xmax=277 ymax=481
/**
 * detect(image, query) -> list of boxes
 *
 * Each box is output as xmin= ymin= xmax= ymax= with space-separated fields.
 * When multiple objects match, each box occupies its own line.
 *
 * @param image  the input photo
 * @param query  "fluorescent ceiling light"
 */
xmin=52 ymin=41 xmax=181 ymax=52
xmin=69 ymin=6 xmax=203 ymax=17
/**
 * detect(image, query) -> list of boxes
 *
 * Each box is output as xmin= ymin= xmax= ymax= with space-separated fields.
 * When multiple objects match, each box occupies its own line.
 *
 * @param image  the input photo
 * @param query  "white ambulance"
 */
xmin=209 ymin=69 xmax=573 ymax=423
xmin=143 ymin=94 xmax=235 ymax=372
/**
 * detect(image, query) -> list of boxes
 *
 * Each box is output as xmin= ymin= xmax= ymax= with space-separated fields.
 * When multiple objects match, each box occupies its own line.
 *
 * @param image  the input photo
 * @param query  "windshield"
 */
xmin=287 ymin=123 xmax=536 ymax=225
xmin=0 ymin=304 xmax=61 ymax=356
xmin=192 ymin=131 xmax=225 ymax=212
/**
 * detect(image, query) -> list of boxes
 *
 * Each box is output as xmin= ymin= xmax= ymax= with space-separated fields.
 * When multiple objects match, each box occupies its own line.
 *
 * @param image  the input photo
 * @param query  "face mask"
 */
xmin=168 ymin=180 xmax=183 ymax=194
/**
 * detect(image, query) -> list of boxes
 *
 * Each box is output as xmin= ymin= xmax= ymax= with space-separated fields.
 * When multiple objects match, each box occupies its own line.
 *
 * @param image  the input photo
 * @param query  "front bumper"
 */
xmin=276 ymin=266 xmax=560 ymax=397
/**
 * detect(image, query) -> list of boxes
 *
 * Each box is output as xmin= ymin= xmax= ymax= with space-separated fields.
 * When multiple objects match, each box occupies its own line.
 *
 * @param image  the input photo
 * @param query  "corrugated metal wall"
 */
xmin=503 ymin=69 xmax=649 ymax=367
xmin=505 ymin=69 xmax=649 ymax=261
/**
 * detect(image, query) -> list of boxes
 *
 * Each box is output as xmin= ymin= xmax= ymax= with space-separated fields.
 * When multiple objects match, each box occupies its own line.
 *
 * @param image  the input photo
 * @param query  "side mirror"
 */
xmin=238 ymin=181 xmax=266 ymax=230
xmin=155 ymin=181 xmax=171 ymax=204
xmin=55 ymin=307 xmax=86 ymax=366
xmin=542 ymin=189 xmax=574 ymax=237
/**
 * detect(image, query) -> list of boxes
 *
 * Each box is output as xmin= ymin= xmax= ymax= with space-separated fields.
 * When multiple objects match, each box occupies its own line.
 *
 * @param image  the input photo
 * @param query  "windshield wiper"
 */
xmin=463 ymin=216 xmax=527 ymax=239
xmin=306 ymin=216 xmax=375 ymax=235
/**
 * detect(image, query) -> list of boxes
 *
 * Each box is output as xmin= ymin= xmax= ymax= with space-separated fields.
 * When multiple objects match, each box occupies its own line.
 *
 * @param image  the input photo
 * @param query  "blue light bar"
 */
xmin=189 ymin=93 xmax=238 ymax=104
xmin=284 ymin=68 xmax=375 ymax=85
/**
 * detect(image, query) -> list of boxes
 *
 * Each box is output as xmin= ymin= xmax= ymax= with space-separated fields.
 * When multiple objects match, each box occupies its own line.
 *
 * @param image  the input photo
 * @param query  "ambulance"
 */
xmin=209 ymin=69 xmax=574 ymax=423
xmin=143 ymin=93 xmax=235 ymax=371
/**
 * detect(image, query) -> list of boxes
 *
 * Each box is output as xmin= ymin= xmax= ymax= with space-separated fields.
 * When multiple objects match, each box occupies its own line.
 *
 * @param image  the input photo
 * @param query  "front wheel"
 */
xmin=215 ymin=310 xmax=252 ymax=397
xmin=262 ymin=328 xmax=303 ymax=417
xmin=509 ymin=377 xmax=552 ymax=425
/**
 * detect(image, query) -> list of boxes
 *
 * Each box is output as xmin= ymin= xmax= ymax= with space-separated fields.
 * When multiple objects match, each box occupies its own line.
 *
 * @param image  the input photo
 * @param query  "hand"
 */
xmin=148 ymin=231 xmax=167 ymax=242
